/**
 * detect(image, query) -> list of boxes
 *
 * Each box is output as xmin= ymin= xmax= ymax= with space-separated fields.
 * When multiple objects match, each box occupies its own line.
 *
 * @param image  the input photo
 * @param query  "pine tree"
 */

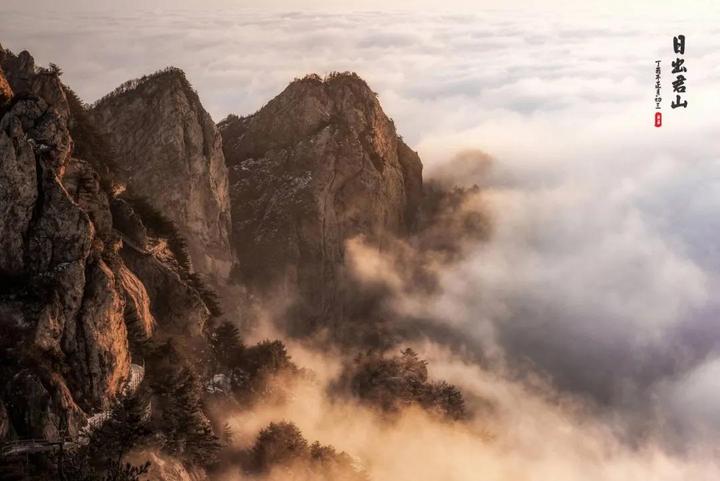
xmin=157 ymin=367 xmax=221 ymax=467
xmin=86 ymin=392 xmax=153 ymax=464
xmin=62 ymin=393 xmax=153 ymax=481
xmin=210 ymin=321 xmax=244 ymax=369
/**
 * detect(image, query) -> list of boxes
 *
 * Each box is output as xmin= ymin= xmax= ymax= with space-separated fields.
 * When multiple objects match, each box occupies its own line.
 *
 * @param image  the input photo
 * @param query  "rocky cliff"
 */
xmin=219 ymin=73 xmax=423 ymax=335
xmin=0 ymin=47 xmax=214 ymax=444
xmin=0 ymin=47 xmax=133 ymax=438
xmin=0 ymin=46 xmax=468 ymax=481
xmin=90 ymin=68 xmax=233 ymax=282
xmin=0 ymin=65 xmax=11 ymax=107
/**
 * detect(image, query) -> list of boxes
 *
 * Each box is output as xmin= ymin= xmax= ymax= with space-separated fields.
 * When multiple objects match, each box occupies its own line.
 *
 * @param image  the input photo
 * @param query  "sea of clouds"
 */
xmin=3 ymin=3 xmax=720 ymax=477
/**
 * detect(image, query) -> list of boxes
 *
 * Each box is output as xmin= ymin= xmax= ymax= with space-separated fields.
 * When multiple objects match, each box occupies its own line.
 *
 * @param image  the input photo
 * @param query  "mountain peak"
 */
xmin=0 ymin=46 xmax=69 ymax=117
xmin=92 ymin=66 xmax=194 ymax=108
xmin=219 ymin=74 xmax=423 ymax=338
xmin=287 ymin=71 xmax=374 ymax=91
xmin=90 ymin=67 xmax=233 ymax=281
xmin=279 ymin=71 xmax=379 ymax=110
xmin=221 ymin=72 xmax=395 ymax=166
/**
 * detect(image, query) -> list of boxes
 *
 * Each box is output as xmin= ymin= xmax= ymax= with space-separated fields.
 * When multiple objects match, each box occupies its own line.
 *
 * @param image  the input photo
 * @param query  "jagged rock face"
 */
xmin=90 ymin=69 xmax=233 ymax=282
xmin=0 ymin=101 xmax=38 ymax=276
xmin=0 ymin=66 xmax=12 ymax=107
xmin=219 ymin=73 xmax=423 ymax=331
xmin=118 ymin=264 xmax=156 ymax=343
xmin=0 ymin=50 xmax=134 ymax=438
xmin=0 ymin=400 xmax=9 ymax=439
xmin=62 ymin=259 xmax=130 ymax=407
xmin=120 ymin=245 xmax=210 ymax=337
xmin=110 ymin=196 xmax=211 ymax=336
xmin=111 ymin=198 xmax=148 ymax=248
xmin=63 ymin=157 xmax=114 ymax=240
xmin=0 ymin=46 xmax=69 ymax=119
xmin=3 ymin=371 xmax=87 ymax=439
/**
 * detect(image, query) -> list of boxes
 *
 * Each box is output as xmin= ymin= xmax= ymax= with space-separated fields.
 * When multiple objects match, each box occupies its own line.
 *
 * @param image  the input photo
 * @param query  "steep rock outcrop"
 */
xmin=0 ymin=45 xmax=69 ymax=119
xmin=118 ymin=264 xmax=156 ymax=342
xmin=90 ymin=68 xmax=233 ymax=282
xmin=0 ymin=49 xmax=230 ymax=481
xmin=110 ymin=196 xmax=211 ymax=336
xmin=219 ymin=73 xmax=423 ymax=333
xmin=120 ymin=244 xmax=210 ymax=337
xmin=0 ymin=101 xmax=37 ymax=276
xmin=3 ymin=371 xmax=87 ymax=440
xmin=0 ymin=400 xmax=8 ymax=439
xmin=62 ymin=259 xmax=130 ymax=407
xmin=0 ymin=66 xmax=12 ymax=107
xmin=0 ymin=49 xmax=133 ymax=438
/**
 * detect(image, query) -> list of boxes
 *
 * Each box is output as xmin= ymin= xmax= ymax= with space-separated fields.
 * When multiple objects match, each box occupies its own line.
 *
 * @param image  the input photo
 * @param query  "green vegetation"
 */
xmin=120 ymin=195 xmax=224 ymax=317
xmin=63 ymin=84 xmax=119 ymax=195
xmin=187 ymin=273 xmax=223 ymax=318
xmin=122 ymin=196 xmax=192 ymax=271
xmin=145 ymin=340 xmax=222 ymax=468
xmin=208 ymin=321 xmax=300 ymax=404
xmin=337 ymin=348 xmax=468 ymax=421
xmin=92 ymin=67 xmax=192 ymax=108
xmin=242 ymin=421 xmax=368 ymax=481
xmin=59 ymin=393 xmax=152 ymax=481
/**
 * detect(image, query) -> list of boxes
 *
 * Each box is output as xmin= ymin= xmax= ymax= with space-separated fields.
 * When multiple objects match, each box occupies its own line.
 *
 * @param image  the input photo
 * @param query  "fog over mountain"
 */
xmin=1 ymin=4 xmax=720 ymax=481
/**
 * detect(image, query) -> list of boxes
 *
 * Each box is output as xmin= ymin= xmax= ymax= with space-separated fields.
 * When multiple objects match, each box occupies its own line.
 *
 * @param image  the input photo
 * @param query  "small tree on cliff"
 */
xmin=155 ymin=367 xmax=221 ymax=467
xmin=209 ymin=321 xmax=244 ymax=370
xmin=62 ymin=392 xmax=152 ymax=481
xmin=85 ymin=392 xmax=153 ymax=463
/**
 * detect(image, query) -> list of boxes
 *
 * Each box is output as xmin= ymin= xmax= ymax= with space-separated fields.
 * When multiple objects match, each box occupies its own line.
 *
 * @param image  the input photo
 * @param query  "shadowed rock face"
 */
xmin=0 ymin=47 xmax=136 ymax=438
xmin=0 ymin=48 xmax=214 ymax=443
xmin=90 ymin=68 xmax=233 ymax=282
xmin=107 ymin=195 xmax=212 ymax=337
xmin=219 ymin=73 xmax=423 ymax=335
xmin=119 ymin=241 xmax=211 ymax=338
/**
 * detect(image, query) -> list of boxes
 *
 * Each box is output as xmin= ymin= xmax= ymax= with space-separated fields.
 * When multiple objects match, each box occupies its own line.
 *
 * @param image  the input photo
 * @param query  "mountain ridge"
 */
xmin=0 ymin=47 xmax=473 ymax=481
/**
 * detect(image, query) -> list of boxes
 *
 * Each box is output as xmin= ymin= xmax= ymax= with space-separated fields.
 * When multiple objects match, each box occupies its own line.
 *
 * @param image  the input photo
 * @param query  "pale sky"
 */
xmin=4 ymin=0 xmax=719 ymax=15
